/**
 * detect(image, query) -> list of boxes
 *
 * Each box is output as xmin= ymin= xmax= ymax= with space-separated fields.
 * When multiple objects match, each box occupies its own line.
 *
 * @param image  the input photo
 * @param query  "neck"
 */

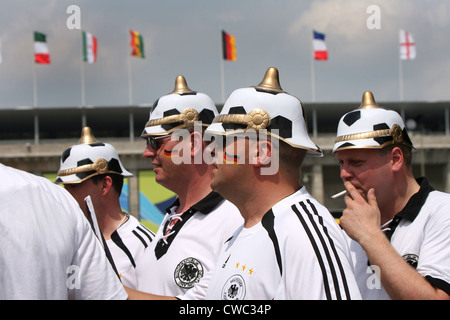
xmin=379 ymin=173 xmax=420 ymax=225
xmin=96 ymin=199 xmax=127 ymax=240
xmin=233 ymin=178 xmax=299 ymax=228
xmin=174 ymin=165 xmax=214 ymax=214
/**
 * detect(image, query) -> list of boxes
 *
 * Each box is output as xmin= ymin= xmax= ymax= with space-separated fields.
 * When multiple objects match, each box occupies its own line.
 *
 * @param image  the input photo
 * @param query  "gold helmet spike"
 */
xmin=359 ymin=91 xmax=381 ymax=110
xmin=78 ymin=126 xmax=98 ymax=145
xmin=170 ymin=75 xmax=196 ymax=95
xmin=253 ymin=67 xmax=286 ymax=94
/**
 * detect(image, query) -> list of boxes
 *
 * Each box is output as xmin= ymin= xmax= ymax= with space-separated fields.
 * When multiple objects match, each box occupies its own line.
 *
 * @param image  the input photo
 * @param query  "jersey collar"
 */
xmin=384 ymin=177 xmax=434 ymax=241
xmin=395 ymin=177 xmax=434 ymax=222
xmin=165 ymin=191 xmax=224 ymax=215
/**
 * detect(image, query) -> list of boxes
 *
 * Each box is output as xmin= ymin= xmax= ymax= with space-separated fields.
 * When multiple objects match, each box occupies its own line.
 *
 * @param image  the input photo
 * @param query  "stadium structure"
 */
xmin=1 ymin=101 xmax=449 ymax=230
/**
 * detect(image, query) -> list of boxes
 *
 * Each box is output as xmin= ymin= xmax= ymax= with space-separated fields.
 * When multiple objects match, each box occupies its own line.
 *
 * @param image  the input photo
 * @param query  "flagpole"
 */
xmin=31 ymin=63 xmax=40 ymax=144
xmin=220 ymin=56 xmax=225 ymax=103
xmin=81 ymin=58 xmax=86 ymax=106
xmin=399 ymin=56 xmax=404 ymax=101
xmin=128 ymin=55 xmax=135 ymax=142
xmin=220 ymin=28 xmax=225 ymax=103
xmin=311 ymin=57 xmax=316 ymax=103
xmin=311 ymin=43 xmax=316 ymax=103
xmin=128 ymin=56 xmax=133 ymax=105
xmin=32 ymin=63 xmax=38 ymax=107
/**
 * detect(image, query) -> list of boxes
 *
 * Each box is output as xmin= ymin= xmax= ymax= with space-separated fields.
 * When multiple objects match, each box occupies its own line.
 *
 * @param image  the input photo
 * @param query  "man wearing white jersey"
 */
xmin=195 ymin=67 xmax=361 ymax=300
xmin=56 ymin=127 xmax=154 ymax=289
xmin=0 ymin=163 xmax=126 ymax=300
xmin=333 ymin=91 xmax=450 ymax=299
xmin=130 ymin=76 xmax=242 ymax=297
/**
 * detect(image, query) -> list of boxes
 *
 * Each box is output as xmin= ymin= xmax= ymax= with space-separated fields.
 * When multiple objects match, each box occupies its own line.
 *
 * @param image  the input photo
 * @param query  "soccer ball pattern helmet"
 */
xmin=333 ymin=91 xmax=414 ymax=153
xmin=55 ymin=127 xmax=132 ymax=184
xmin=141 ymin=75 xmax=218 ymax=137
xmin=206 ymin=67 xmax=322 ymax=157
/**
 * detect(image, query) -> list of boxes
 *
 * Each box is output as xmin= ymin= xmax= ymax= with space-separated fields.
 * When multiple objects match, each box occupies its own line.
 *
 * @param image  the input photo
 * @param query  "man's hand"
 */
xmin=339 ymin=181 xmax=381 ymax=245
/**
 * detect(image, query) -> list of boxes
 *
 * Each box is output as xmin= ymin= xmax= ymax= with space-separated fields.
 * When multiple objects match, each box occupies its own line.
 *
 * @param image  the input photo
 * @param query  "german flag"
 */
xmin=163 ymin=149 xmax=179 ymax=159
xmin=222 ymin=30 xmax=236 ymax=61
xmin=130 ymin=30 xmax=145 ymax=58
xmin=223 ymin=151 xmax=239 ymax=164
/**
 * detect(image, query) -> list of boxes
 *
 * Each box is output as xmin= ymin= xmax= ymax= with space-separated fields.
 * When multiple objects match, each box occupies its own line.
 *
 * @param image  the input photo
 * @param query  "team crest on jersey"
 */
xmin=174 ymin=257 xmax=204 ymax=289
xmin=402 ymin=254 xmax=419 ymax=269
xmin=222 ymin=275 xmax=246 ymax=300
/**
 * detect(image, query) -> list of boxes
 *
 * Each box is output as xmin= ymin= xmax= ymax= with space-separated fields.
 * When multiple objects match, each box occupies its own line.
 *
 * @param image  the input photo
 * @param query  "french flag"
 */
xmin=313 ymin=30 xmax=328 ymax=61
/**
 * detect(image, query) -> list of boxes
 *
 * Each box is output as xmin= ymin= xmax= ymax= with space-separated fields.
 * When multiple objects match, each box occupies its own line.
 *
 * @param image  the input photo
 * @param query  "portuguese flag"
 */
xmin=222 ymin=30 xmax=236 ymax=61
xmin=82 ymin=31 xmax=97 ymax=63
xmin=34 ymin=31 xmax=50 ymax=64
xmin=130 ymin=30 xmax=145 ymax=58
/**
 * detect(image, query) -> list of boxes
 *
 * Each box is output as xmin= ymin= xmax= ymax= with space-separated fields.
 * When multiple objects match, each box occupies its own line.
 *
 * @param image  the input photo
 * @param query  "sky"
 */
xmin=0 ymin=0 xmax=449 ymax=109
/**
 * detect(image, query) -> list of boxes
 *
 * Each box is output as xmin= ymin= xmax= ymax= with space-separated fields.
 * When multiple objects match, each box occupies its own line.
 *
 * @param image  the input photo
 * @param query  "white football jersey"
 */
xmin=107 ymin=214 xmax=155 ymax=289
xmin=0 ymin=164 xmax=127 ymax=300
xmin=135 ymin=192 xmax=243 ymax=296
xmin=349 ymin=178 xmax=450 ymax=299
xmin=203 ymin=187 xmax=361 ymax=300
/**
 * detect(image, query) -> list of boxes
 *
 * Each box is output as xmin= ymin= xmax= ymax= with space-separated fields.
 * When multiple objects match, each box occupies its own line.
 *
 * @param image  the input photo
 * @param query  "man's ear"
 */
xmin=251 ymin=140 xmax=273 ymax=168
xmin=101 ymin=175 xmax=113 ymax=196
xmin=190 ymin=131 xmax=204 ymax=157
xmin=390 ymin=146 xmax=404 ymax=172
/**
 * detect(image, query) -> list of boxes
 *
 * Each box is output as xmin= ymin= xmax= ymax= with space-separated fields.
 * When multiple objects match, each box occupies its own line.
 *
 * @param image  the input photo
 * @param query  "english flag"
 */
xmin=399 ymin=30 xmax=416 ymax=60
xmin=313 ymin=30 xmax=328 ymax=61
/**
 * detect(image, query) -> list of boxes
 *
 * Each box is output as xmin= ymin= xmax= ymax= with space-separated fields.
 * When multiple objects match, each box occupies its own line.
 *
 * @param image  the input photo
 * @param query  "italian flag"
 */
xmin=82 ymin=31 xmax=97 ymax=63
xmin=34 ymin=31 xmax=50 ymax=64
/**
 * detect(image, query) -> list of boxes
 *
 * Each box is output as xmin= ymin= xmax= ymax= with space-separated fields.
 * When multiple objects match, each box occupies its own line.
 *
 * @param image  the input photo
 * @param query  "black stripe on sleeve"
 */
xmin=426 ymin=276 xmax=450 ymax=296
xmin=299 ymin=200 xmax=342 ymax=299
xmin=305 ymin=199 xmax=352 ymax=300
xmin=136 ymin=225 xmax=155 ymax=243
xmin=292 ymin=203 xmax=332 ymax=299
xmin=132 ymin=230 xmax=148 ymax=248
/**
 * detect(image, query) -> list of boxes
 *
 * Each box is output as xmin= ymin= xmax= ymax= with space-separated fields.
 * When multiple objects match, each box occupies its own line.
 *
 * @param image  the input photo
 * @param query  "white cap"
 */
xmin=333 ymin=91 xmax=414 ymax=153
xmin=206 ymin=67 xmax=322 ymax=157
xmin=142 ymin=75 xmax=218 ymax=137
xmin=55 ymin=127 xmax=132 ymax=184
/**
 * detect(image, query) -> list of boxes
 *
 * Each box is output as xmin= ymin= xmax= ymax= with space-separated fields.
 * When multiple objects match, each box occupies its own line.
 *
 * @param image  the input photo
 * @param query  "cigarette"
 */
xmin=331 ymin=190 xmax=347 ymax=199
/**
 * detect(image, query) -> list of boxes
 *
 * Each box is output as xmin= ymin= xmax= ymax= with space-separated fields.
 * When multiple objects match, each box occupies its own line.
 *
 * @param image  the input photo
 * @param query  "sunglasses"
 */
xmin=145 ymin=134 xmax=172 ymax=150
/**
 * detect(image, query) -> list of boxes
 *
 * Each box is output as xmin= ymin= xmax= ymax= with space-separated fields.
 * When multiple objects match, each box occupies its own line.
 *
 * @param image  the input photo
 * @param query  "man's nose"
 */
xmin=143 ymin=145 xmax=156 ymax=159
xmin=340 ymin=165 xmax=353 ymax=181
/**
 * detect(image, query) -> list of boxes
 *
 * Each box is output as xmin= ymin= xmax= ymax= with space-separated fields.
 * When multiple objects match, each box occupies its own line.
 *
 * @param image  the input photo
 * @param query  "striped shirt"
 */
xmin=203 ymin=187 xmax=361 ymax=300
xmin=107 ymin=214 xmax=155 ymax=289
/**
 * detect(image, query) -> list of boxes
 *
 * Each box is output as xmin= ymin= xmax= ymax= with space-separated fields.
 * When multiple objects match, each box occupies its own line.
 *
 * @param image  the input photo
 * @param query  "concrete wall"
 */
xmin=1 ymin=133 xmax=449 ymax=219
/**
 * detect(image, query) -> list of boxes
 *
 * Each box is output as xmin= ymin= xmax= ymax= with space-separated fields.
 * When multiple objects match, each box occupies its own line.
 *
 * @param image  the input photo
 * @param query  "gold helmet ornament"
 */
xmin=206 ymin=67 xmax=323 ymax=157
xmin=141 ymin=75 xmax=218 ymax=137
xmin=333 ymin=91 xmax=414 ymax=153
xmin=55 ymin=127 xmax=132 ymax=184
